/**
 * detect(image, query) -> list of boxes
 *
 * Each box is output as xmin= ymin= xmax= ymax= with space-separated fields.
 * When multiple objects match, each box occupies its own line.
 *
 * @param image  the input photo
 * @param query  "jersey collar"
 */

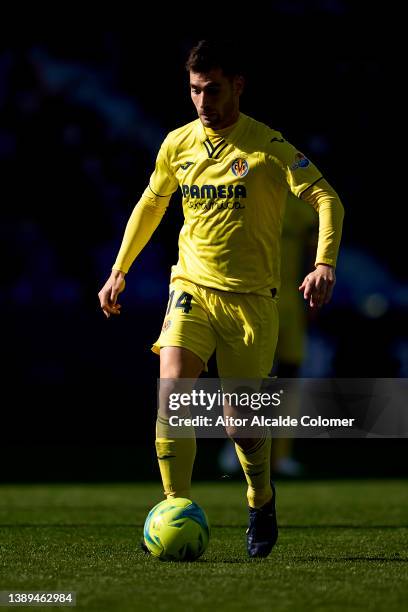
xmin=196 ymin=113 xmax=247 ymax=142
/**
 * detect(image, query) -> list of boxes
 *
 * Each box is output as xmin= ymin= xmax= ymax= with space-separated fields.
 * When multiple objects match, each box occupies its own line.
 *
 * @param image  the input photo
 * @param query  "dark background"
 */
xmin=0 ymin=4 xmax=406 ymax=480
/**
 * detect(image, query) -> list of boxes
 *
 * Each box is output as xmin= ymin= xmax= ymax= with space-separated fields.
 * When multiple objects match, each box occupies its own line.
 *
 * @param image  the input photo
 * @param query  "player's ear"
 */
xmin=234 ymin=75 xmax=245 ymax=96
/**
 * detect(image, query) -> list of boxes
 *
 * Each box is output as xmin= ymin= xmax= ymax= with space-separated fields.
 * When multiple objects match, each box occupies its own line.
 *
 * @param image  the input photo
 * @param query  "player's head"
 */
xmin=186 ymin=39 xmax=245 ymax=130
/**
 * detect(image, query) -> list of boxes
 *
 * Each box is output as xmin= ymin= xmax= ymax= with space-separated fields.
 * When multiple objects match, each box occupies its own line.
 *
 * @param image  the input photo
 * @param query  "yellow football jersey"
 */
xmin=149 ymin=113 xmax=324 ymax=296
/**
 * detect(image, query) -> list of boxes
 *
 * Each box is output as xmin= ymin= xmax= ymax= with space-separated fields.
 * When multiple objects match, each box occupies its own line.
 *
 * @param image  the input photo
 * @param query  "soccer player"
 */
xmin=98 ymin=40 xmax=344 ymax=558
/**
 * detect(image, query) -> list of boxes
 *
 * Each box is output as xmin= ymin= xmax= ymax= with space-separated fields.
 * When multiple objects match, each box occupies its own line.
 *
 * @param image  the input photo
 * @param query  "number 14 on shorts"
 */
xmin=166 ymin=290 xmax=193 ymax=315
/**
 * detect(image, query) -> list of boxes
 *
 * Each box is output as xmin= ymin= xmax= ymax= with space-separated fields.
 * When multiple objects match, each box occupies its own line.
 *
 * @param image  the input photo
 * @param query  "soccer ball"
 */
xmin=143 ymin=497 xmax=210 ymax=561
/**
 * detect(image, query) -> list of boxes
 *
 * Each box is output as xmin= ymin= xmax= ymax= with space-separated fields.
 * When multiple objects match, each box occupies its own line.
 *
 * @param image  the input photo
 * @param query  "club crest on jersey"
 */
xmin=290 ymin=152 xmax=310 ymax=171
xmin=231 ymin=158 xmax=249 ymax=177
xmin=162 ymin=319 xmax=172 ymax=332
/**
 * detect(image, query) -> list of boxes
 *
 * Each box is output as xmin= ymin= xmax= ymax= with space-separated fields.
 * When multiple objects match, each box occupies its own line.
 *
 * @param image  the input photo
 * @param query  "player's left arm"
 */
xmin=298 ymin=178 xmax=344 ymax=308
xmin=265 ymin=135 xmax=344 ymax=309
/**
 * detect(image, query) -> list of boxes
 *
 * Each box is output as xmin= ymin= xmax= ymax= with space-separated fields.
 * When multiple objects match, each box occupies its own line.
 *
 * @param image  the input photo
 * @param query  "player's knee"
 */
xmin=158 ymin=379 xmax=192 ymax=418
xmin=226 ymin=425 xmax=251 ymax=444
xmin=160 ymin=346 xmax=203 ymax=378
xmin=225 ymin=425 xmax=242 ymax=440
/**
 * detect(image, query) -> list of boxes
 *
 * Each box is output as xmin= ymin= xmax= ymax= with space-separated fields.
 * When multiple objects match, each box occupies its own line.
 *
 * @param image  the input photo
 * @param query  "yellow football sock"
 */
xmin=155 ymin=415 xmax=196 ymax=500
xmin=235 ymin=434 xmax=272 ymax=508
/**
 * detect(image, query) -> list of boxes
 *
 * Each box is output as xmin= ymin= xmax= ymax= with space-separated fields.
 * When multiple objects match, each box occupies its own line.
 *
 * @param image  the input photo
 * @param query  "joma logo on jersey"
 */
xmin=181 ymin=184 xmax=247 ymax=199
xmin=180 ymin=161 xmax=194 ymax=170
xmin=231 ymin=158 xmax=249 ymax=177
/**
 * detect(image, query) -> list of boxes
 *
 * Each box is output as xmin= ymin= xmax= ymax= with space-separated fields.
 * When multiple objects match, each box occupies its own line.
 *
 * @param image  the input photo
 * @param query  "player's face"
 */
xmin=190 ymin=68 xmax=244 ymax=130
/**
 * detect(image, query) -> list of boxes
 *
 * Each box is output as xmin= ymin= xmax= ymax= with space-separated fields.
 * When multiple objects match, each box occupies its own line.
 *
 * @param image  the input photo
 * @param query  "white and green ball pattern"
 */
xmin=143 ymin=497 xmax=210 ymax=561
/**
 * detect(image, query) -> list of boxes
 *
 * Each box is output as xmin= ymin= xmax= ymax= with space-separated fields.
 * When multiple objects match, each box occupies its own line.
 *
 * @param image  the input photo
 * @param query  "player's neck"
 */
xmin=203 ymin=112 xmax=241 ymax=136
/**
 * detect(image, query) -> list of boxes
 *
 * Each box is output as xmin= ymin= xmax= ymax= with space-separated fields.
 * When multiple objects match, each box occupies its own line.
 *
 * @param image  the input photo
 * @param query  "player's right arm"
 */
xmin=98 ymin=137 xmax=178 ymax=318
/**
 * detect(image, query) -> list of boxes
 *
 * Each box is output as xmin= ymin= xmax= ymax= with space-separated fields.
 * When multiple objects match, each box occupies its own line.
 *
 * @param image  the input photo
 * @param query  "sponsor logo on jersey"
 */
xmin=290 ymin=152 xmax=310 ymax=171
xmin=180 ymin=161 xmax=195 ymax=170
xmin=181 ymin=184 xmax=247 ymax=199
xmin=231 ymin=158 xmax=249 ymax=177
xmin=187 ymin=200 xmax=245 ymax=210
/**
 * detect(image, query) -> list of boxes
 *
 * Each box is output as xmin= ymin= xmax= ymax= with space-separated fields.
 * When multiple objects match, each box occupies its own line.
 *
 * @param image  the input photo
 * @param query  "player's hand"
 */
xmin=299 ymin=264 xmax=336 ymax=309
xmin=98 ymin=270 xmax=126 ymax=318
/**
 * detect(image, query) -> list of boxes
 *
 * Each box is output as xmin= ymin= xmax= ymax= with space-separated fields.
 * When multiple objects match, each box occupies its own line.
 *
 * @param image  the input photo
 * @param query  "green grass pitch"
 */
xmin=0 ymin=481 xmax=407 ymax=611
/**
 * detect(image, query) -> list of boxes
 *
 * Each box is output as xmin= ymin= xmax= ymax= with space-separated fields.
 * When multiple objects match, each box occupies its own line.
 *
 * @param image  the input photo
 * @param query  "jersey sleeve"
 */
xmin=265 ymin=132 xmax=323 ymax=198
xmin=148 ymin=136 xmax=179 ymax=197
xmin=112 ymin=187 xmax=171 ymax=273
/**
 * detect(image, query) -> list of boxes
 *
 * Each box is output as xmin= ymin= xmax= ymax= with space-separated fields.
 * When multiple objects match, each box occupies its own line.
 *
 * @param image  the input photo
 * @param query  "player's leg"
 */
xmin=156 ymin=347 xmax=203 ymax=500
xmin=225 ymin=404 xmax=273 ymax=509
xmin=152 ymin=280 xmax=216 ymax=500
xmin=213 ymin=293 xmax=278 ymax=510
xmin=211 ymin=290 xmax=279 ymax=557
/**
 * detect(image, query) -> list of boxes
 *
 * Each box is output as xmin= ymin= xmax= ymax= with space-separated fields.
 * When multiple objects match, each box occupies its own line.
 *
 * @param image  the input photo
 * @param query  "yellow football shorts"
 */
xmin=152 ymin=278 xmax=279 ymax=378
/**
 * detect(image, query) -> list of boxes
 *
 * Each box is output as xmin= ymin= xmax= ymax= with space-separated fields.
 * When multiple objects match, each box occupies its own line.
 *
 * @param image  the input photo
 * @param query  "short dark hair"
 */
xmin=185 ymin=39 xmax=245 ymax=77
